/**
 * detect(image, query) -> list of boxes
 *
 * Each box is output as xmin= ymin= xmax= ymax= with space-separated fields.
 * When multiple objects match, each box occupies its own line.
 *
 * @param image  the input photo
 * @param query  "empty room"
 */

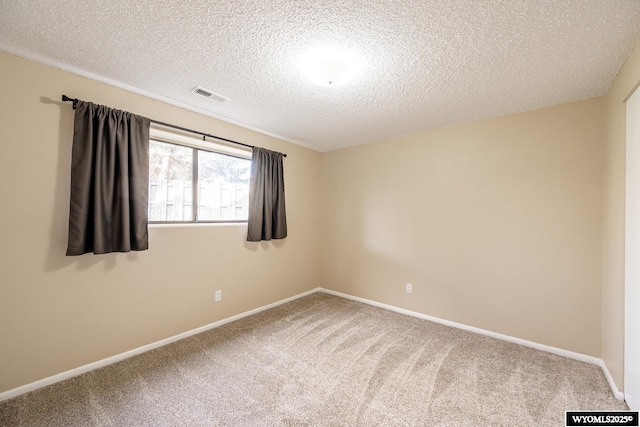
xmin=2 ymin=1 xmax=640 ymax=426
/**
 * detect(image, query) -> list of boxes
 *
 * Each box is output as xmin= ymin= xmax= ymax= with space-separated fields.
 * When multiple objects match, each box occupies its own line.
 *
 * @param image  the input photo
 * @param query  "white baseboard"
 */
xmin=598 ymin=360 xmax=625 ymax=401
xmin=1 ymin=286 xmax=625 ymax=404
xmin=318 ymin=288 xmax=625 ymax=401
xmin=0 ymin=287 xmax=321 ymax=403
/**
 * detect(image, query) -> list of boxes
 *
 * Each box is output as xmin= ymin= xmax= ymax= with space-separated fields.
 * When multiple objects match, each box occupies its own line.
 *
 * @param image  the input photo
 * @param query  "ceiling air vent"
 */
xmin=192 ymin=86 xmax=230 ymax=103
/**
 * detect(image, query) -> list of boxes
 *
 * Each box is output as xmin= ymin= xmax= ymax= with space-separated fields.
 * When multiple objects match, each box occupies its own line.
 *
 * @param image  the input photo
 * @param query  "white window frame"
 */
xmin=148 ymin=125 xmax=252 ymax=224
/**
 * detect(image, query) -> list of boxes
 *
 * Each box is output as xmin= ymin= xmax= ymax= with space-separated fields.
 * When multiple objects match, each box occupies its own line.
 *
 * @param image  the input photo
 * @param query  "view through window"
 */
xmin=148 ymin=140 xmax=251 ymax=222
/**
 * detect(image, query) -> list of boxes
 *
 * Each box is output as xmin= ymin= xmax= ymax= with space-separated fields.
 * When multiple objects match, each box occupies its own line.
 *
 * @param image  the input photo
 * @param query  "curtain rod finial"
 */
xmin=62 ymin=94 xmax=78 ymax=109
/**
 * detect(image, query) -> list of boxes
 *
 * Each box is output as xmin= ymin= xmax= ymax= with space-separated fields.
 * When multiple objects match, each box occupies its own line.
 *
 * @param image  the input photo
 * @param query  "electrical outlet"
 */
xmin=215 ymin=290 xmax=222 ymax=302
xmin=406 ymin=283 xmax=413 ymax=294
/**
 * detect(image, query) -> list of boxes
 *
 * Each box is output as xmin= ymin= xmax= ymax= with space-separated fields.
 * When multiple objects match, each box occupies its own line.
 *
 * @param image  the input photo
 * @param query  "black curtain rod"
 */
xmin=61 ymin=95 xmax=286 ymax=157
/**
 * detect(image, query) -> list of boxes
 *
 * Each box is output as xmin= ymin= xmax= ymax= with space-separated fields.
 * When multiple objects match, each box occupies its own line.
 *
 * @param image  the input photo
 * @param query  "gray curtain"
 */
xmin=66 ymin=101 xmax=151 ymax=255
xmin=247 ymin=147 xmax=287 ymax=241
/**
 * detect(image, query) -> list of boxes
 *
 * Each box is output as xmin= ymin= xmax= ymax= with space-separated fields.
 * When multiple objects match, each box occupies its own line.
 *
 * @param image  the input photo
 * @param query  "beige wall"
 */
xmin=0 ymin=52 xmax=322 ymax=393
xmin=602 ymin=41 xmax=640 ymax=391
xmin=321 ymin=98 xmax=604 ymax=357
xmin=3 ymin=37 xmax=639 ymax=396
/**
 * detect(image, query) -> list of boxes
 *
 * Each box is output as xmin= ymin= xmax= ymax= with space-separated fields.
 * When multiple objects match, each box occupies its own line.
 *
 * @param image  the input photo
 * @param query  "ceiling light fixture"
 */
xmin=300 ymin=46 xmax=362 ymax=88
xmin=307 ymin=59 xmax=352 ymax=87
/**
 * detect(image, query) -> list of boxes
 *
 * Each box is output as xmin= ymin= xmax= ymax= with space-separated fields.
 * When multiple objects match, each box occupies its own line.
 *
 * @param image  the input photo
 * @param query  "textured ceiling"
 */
xmin=2 ymin=1 xmax=640 ymax=152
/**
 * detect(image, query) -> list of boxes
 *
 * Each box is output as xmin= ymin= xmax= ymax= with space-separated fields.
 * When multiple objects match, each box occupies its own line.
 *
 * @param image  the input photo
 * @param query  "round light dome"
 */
xmin=299 ymin=47 xmax=362 ymax=88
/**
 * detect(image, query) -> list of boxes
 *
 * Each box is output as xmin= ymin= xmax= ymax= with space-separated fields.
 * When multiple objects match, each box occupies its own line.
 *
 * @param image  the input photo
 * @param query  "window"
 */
xmin=148 ymin=138 xmax=251 ymax=223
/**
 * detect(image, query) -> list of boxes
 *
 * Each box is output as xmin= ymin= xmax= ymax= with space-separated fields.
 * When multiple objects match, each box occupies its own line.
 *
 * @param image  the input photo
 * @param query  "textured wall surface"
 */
xmin=321 ymin=98 xmax=604 ymax=357
xmin=1 ymin=1 xmax=639 ymax=151
xmin=602 ymin=41 xmax=640 ymax=392
xmin=0 ymin=52 xmax=322 ymax=394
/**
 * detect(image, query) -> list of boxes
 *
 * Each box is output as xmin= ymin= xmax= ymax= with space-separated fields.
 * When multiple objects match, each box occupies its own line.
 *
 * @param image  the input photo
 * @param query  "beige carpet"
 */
xmin=0 ymin=293 xmax=627 ymax=426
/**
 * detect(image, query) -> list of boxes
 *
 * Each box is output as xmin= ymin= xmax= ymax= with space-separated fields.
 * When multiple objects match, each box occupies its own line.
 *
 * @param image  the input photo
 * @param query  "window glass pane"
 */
xmin=148 ymin=140 xmax=193 ymax=221
xmin=198 ymin=151 xmax=251 ymax=221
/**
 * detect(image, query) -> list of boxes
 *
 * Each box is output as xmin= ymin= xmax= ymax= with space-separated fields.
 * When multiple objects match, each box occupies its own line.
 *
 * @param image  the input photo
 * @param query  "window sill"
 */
xmin=149 ymin=222 xmax=247 ymax=228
